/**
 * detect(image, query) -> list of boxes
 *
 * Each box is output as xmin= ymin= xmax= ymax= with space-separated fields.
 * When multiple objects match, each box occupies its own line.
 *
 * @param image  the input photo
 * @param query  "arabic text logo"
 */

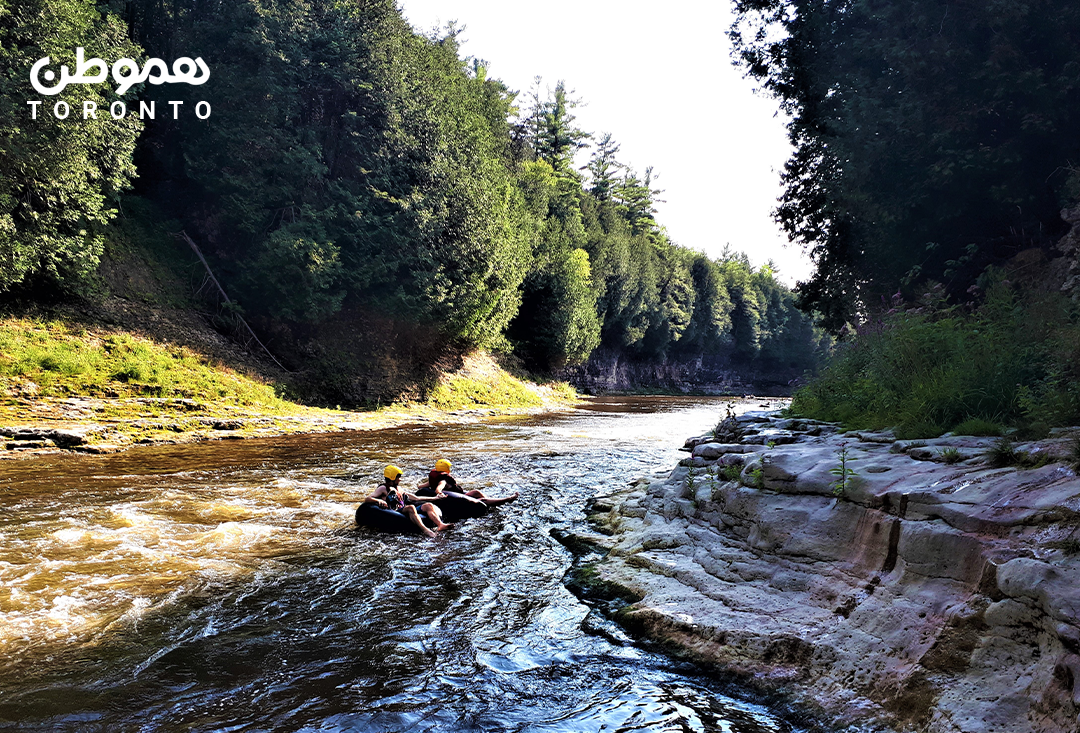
xmin=31 ymin=47 xmax=210 ymax=97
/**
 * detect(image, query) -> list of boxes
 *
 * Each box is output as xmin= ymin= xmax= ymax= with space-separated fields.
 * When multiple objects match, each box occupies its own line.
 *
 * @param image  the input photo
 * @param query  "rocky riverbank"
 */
xmin=0 ymin=349 xmax=577 ymax=460
xmin=572 ymin=412 xmax=1080 ymax=732
xmin=0 ymin=397 xmax=566 ymax=459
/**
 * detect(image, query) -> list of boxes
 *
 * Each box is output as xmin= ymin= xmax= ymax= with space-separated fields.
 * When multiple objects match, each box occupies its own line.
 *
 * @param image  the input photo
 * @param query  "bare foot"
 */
xmin=422 ymin=527 xmax=437 ymax=538
xmin=434 ymin=522 xmax=455 ymax=532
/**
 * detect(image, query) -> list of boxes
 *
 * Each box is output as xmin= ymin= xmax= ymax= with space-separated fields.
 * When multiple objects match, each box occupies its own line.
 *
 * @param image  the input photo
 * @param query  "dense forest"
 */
xmin=729 ymin=0 xmax=1080 ymax=434
xmin=731 ymin=0 xmax=1080 ymax=327
xmin=0 ymin=0 xmax=824 ymax=404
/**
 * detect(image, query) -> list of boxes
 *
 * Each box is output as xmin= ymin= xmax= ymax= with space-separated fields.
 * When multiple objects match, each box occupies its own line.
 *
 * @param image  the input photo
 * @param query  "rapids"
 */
xmin=0 ymin=396 xmax=809 ymax=732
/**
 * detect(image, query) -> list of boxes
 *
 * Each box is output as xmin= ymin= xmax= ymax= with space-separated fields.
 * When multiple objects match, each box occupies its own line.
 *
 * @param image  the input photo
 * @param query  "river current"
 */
xmin=0 ymin=396 xmax=807 ymax=732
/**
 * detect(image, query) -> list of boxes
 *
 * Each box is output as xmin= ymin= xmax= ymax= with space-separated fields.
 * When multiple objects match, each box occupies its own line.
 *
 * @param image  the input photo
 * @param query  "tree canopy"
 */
xmin=0 ymin=0 xmax=824 ymax=400
xmin=731 ymin=0 xmax=1080 ymax=328
xmin=0 ymin=0 xmax=142 ymax=290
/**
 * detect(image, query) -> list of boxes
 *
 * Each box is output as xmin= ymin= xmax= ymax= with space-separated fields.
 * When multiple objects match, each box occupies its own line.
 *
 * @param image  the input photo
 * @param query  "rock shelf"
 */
xmin=578 ymin=412 xmax=1080 ymax=733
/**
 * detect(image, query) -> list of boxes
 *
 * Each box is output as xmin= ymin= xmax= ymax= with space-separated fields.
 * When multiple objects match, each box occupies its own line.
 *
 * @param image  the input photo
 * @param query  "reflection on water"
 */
xmin=0 ymin=396 xmax=805 ymax=732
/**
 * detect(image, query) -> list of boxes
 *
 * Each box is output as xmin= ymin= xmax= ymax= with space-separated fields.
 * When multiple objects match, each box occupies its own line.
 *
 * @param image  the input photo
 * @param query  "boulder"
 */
xmin=692 ymin=442 xmax=755 ymax=459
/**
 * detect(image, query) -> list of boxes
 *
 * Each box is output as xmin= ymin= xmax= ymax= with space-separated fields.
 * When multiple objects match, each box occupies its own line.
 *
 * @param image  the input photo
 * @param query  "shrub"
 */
xmin=986 ymin=438 xmax=1022 ymax=468
xmin=985 ymin=437 xmax=1058 ymax=470
xmin=790 ymin=276 xmax=1080 ymax=437
xmin=940 ymin=447 xmax=963 ymax=465
xmin=951 ymin=418 xmax=1003 ymax=437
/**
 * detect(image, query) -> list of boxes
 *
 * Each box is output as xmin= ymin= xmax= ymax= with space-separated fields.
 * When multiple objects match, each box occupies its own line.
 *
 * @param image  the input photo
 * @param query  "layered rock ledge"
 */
xmin=578 ymin=413 xmax=1080 ymax=732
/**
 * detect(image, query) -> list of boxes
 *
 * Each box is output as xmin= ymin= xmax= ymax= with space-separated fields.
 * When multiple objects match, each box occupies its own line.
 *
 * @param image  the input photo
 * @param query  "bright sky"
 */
xmin=397 ymin=0 xmax=813 ymax=284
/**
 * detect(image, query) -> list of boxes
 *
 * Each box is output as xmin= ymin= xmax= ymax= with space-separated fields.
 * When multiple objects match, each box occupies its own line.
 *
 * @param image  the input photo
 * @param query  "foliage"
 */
xmin=129 ymin=0 xmax=532 ymax=345
xmin=0 ymin=0 xmax=143 ymax=291
xmin=0 ymin=0 xmax=826 ymax=404
xmin=939 ymin=447 xmax=963 ymax=465
xmin=721 ymin=464 xmax=743 ymax=483
xmin=791 ymin=277 xmax=1080 ymax=438
xmin=684 ymin=467 xmax=697 ymax=495
xmin=985 ymin=438 xmax=1056 ymax=470
xmin=746 ymin=465 xmax=764 ymax=489
xmin=508 ymin=157 xmax=601 ymax=371
xmin=731 ymin=0 xmax=1080 ymax=328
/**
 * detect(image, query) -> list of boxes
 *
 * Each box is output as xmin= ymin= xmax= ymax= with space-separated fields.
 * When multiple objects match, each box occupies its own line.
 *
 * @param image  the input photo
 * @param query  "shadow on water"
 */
xmin=0 ymin=396 xmax=811 ymax=732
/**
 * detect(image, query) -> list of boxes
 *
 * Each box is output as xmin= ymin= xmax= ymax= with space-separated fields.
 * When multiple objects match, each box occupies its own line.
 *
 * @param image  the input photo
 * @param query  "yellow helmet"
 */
xmin=434 ymin=459 xmax=452 ymax=473
xmin=383 ymin=464 xmax=403 ymax=480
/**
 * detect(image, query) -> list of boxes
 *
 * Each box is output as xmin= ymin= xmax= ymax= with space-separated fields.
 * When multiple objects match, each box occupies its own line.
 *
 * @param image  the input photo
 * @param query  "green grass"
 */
xmin=940 ymin=447 xmax=963 ymax=465
xmin=545 ymin=381 xmax=578 ymax=401
xmin=984 ymin=437 xmax=1057 ymax=470
xmin=0 ymin=317 xmax=291 ymax=410
xmin=427 ymin=372 xmax=543 ymax=410
xmin=951 ymin=418 xmax=1003 ymax=437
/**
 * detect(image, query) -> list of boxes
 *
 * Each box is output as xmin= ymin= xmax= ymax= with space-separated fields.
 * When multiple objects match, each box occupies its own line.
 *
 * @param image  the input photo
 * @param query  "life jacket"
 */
xmin=427 ymin=470 xmax=459 ymax=492
xmin=385 ymin=485 xmax=405 ymax=511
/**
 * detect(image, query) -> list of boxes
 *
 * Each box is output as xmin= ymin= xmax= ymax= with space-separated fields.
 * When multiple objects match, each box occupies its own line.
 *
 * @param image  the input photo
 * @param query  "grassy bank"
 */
xmin=790 ymin=275 xmax=1080 ymax=438
xmin=0 ymin=314 xmax=578 ymax=456
xmin=425 ymin=352 xmax=576 ymax=411
xmin=0 ymin=317 xmax=291 ymax=410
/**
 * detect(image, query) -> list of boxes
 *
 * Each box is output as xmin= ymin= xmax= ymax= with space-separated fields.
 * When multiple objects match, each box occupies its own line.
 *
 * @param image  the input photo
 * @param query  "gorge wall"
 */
xmin=559 ymin=349 xmax=802 ymax=396
xmin=575 ymin=413 xmax=1080 ymax=732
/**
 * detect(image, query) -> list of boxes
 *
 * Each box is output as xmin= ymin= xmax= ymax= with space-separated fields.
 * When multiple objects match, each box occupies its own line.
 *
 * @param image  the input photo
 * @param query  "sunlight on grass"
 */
xmin=427 ymin=373 xmax=543 ymax=410
xmin=0 ymin=317 xmax=292 ymax=411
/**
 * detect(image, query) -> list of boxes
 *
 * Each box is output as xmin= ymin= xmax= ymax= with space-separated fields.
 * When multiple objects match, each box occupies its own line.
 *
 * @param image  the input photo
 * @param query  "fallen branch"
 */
xmin=173 ymin=230 xmax=291 ymax=373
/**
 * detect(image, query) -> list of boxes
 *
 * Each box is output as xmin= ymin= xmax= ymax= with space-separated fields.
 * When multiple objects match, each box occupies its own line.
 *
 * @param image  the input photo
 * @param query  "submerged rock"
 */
xmin=585 ymin=413 xmax=1080 ymax=733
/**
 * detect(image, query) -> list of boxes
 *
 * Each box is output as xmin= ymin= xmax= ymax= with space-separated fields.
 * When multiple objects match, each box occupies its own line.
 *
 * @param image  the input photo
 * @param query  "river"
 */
xmin=0 ymin=396 xmax=808 ymax=732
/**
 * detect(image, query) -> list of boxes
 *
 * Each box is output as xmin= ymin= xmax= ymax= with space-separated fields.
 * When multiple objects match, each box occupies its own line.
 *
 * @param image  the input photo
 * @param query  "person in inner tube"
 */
xmin=416 ymin=458 xmax=519 ymax=506
xmin=362 ymin=464 xmax=453 ymax=538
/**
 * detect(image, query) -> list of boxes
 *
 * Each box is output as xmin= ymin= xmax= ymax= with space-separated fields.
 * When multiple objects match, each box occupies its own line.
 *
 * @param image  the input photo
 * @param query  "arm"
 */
xmin=405 ymin=490 xmax=443 ymax=503
xmin=363 ymin=485 xmax=389 ymax=508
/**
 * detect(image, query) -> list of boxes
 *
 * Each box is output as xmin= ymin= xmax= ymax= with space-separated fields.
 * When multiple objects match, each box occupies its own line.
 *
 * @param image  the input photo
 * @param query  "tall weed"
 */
xmin=791 ymin=277 xmax=1080 ymax=438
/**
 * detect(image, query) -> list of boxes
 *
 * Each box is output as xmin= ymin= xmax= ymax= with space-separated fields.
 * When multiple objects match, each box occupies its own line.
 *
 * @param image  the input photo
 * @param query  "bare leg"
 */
xmin=420 ymin=502 xmax=454 ymax=531
xmin=465 ymin=489 xmax=519 ymax=506
xmin=403 ymin=505 xmax=436 ymax=538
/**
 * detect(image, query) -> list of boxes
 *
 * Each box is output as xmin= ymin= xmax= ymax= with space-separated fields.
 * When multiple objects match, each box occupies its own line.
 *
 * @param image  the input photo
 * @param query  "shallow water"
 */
xmin=0 ymin=396 xmax=807 ymax=732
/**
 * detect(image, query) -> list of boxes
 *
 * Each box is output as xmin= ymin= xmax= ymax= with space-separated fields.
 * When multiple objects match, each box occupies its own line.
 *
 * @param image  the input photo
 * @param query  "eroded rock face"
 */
xmin=584 ymin=413 xmax=1080 ymax=733
xmin=1058 ymin=204 xmax=1080 ymax=297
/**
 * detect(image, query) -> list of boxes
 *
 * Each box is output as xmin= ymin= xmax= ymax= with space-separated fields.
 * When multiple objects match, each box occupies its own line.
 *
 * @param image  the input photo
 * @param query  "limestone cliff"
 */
xmin=559 ymin=349 xmax=801 ymax=396
xmin=578 ymin=414 xmax=1080 ymax=732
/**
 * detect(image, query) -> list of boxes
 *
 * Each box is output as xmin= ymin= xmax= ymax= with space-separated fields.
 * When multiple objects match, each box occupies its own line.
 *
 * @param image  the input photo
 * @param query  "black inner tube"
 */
xmin=355 ymin=492 xmax=489 ymax=533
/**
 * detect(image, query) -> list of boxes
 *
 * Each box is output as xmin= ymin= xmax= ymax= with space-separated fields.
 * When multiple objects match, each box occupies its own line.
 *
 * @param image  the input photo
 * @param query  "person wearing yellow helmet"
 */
xmin=358 ymin=464 xmax=452 ymax=537
xmin=416 ymin=458 xmax=519 ymax=507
